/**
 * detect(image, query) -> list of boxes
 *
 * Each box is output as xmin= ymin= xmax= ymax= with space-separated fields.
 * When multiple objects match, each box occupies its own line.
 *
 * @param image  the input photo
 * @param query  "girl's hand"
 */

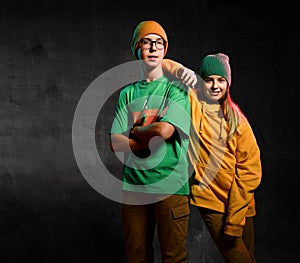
xmin=177 ymin=67 xmax=198 ymax=88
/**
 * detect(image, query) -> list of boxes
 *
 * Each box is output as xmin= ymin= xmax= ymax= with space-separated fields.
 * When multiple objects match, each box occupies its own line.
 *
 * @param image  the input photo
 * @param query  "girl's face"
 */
xmin=138 ymin=34 xmax=165 ymax=68
xmin=202 ymin=75 xmax=228 ymax=103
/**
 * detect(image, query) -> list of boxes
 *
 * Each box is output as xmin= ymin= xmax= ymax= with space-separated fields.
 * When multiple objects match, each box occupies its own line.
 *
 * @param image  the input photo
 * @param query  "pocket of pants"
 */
xmin=171 ymin=203 xmax=190 ymax=219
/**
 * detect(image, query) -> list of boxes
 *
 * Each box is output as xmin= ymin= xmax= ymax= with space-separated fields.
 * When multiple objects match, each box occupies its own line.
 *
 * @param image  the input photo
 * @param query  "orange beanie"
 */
xmin=131 ymin=20 xmax=168 ymax=58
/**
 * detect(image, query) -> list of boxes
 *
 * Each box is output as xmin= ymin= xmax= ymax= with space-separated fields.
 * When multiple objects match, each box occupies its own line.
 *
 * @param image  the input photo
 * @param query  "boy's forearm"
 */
xmin=130 ymin=122 xmax=175 ymax=141
xmin=110 ymin=133 xmax=149 ymax=153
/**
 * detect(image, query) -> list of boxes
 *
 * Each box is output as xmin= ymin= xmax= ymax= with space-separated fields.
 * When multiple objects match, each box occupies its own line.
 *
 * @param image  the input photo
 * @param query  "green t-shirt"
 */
xmin=111 ymin=75 xmax=190 ymax=195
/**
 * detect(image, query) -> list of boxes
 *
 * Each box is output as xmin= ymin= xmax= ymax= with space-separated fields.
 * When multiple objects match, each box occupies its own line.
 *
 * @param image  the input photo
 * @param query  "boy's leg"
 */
xmin=155 ymin=195 xmax=190 ymax=263
xmin=121 ymin=203 xmax=156 ymax=263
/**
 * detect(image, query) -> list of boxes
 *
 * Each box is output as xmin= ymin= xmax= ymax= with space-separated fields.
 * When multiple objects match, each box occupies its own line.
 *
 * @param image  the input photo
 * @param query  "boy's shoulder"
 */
xmin=119 ymin=81 xmax=138 ymax=94
xmin=166 ymin=78 xmax=189 ymax=94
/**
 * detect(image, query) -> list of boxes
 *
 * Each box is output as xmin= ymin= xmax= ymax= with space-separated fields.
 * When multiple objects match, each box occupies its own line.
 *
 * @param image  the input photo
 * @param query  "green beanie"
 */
xmin=199 ymin=53 xmax=231 ymax=86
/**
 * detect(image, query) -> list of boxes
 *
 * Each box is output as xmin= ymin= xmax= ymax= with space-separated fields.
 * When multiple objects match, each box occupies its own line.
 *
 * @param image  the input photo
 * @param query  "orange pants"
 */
xmin=121 ymin=194 xmax=190 ymax=263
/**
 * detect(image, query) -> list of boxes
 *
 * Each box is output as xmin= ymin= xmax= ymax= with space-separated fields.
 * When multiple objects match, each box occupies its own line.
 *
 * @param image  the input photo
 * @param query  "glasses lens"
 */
xmin=155 ymin=40 xmax=164 ymax=50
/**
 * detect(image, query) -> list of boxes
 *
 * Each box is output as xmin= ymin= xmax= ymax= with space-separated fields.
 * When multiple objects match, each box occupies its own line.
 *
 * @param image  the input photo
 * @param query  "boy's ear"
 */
xmin=137 ymin=48 xmax=142 ymax=59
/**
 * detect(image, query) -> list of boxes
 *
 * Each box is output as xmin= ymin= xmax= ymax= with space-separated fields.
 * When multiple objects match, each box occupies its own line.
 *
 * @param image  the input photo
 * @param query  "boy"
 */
xmin=110 ymin=20 xmax=191 ymax=263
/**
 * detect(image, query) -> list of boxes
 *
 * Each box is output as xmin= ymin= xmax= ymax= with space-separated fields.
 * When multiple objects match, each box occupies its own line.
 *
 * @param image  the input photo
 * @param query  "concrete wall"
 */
xmin=0 ymin=0 xmax=298 ymax=262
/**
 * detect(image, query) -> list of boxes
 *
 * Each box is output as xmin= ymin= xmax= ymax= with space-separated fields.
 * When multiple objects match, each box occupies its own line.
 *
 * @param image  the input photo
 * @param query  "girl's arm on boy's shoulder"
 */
xmin=162 ymin=59 xmax=198 ymax=87
xmin=162 ymin=59 xmax=183 ymax=77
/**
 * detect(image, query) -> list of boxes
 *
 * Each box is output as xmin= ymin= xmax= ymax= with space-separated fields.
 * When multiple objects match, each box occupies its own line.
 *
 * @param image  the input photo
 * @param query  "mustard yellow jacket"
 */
xmin=188 ymin=89 xmax=262 ymax=237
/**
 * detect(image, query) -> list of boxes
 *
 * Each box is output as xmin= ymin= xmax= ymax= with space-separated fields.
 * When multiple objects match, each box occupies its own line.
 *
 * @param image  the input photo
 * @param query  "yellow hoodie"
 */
xmin=188 ymin=89 xmax=262 ymax=237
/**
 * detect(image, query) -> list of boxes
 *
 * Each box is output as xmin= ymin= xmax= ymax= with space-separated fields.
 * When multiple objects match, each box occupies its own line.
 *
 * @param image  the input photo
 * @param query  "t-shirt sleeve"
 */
xmin=110 ymin=89 xmax=129 ymax=135
xmin=159 ymin=82 xmax=190 ymax=136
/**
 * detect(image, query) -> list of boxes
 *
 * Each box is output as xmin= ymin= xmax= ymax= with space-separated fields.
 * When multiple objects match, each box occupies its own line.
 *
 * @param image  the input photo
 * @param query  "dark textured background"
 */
xmin=0 ymin=0 xmax=298 ymax=262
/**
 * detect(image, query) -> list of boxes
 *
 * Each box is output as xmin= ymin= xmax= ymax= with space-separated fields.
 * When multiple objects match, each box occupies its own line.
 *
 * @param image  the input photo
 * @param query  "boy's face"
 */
xmin=138 ymin=33 xmax=165 ymax=68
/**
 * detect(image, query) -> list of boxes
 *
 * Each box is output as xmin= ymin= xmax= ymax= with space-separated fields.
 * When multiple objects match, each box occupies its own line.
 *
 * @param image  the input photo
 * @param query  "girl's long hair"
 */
xmin=219 ymin=87 xmax=244 ymax=141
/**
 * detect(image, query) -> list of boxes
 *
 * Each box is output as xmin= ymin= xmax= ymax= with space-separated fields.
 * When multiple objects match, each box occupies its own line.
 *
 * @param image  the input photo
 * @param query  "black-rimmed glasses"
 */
xmin=139 ymin=38 xmax=165 ymax=50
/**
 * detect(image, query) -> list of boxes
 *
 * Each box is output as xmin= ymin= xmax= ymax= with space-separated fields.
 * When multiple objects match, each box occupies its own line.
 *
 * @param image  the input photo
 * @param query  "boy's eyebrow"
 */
xmin=142 ymin=37 xmax=163 ymax=41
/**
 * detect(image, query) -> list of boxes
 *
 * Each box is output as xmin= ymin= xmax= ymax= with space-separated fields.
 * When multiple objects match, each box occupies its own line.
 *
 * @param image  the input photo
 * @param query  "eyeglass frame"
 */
xmin=139 ymin=38 xmax=166 ymax=50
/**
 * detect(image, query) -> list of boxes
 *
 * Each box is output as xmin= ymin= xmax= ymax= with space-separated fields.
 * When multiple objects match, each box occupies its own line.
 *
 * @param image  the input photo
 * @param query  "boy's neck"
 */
xmin=141 ymin=65 xmax=164 ymax=82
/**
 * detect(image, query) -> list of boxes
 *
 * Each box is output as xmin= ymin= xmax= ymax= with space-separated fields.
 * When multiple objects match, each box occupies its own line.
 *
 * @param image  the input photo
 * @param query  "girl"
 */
xmin=164 ymin=53 xmax=262 ymax=263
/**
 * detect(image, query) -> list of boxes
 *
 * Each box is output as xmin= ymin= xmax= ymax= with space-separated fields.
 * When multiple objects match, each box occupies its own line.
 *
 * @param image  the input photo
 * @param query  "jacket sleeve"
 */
xmin=224 ymin=118 xmax=262 ymax=237
xmin=162 ymin=59 xmax=183 ymax=78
